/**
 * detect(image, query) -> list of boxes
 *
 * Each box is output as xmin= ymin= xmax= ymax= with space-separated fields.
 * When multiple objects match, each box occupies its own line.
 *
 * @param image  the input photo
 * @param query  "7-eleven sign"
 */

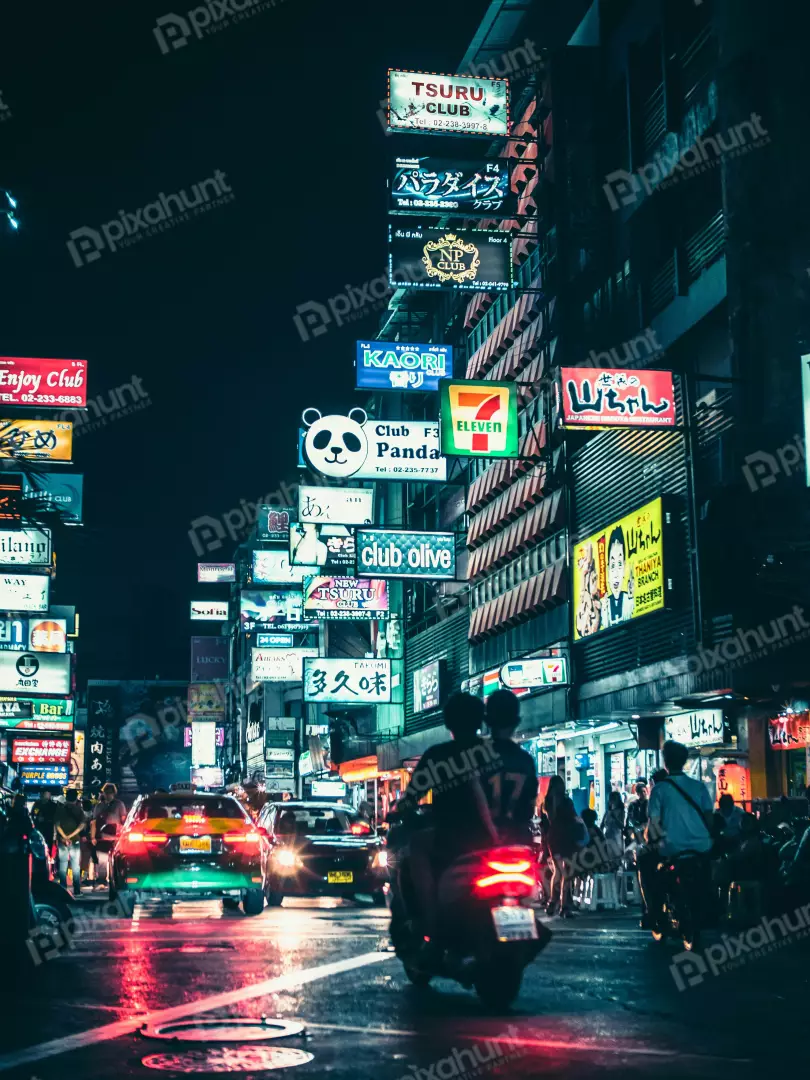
xmin=440 ymin=379 xmax=519 ymax=458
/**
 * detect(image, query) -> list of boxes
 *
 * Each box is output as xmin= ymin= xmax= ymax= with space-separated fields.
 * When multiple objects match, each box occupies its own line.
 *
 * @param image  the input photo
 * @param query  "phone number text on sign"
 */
xmin=0 ymin=357 xmax=87 ymax=408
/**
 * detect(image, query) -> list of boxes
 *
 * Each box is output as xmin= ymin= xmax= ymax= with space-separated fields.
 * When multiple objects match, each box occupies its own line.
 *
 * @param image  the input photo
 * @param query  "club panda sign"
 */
xmin=301 ymin=408 xmax=446 ymax=482
xmin=356 ymin=530 xmax=456 ymax=580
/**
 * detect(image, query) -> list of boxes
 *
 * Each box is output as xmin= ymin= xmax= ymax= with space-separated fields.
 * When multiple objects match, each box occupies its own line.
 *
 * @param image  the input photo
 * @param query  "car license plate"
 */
xmin=327 ymin=871 xmax=353 ymax=884
xmin=491 ymin=905 xmax=538 ymax=942
xmin=179 ymin=836 xmax=211 ymax=854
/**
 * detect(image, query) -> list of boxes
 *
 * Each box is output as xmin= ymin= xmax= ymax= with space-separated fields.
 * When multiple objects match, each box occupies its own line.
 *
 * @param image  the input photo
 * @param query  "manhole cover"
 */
xmin=141 ymin=1017 xmax=305 ymax=1042
xmin=141 ymin=1047 xmax=314 ymax=1072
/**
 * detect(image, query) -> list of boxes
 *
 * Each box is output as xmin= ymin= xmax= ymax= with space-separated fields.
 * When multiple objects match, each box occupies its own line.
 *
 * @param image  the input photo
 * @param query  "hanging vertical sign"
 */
xmin=85 ymin=683 xmax=120 ymax=792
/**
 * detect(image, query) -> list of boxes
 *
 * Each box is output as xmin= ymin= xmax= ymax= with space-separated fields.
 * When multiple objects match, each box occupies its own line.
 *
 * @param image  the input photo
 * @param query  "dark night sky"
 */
xmin=1 ymin=0 xmax=491 ymax=682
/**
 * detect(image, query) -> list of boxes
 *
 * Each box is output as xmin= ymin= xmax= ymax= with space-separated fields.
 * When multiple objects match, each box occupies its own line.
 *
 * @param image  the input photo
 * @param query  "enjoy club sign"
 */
xmin=356 ymin=529 xmax=456 ymax=580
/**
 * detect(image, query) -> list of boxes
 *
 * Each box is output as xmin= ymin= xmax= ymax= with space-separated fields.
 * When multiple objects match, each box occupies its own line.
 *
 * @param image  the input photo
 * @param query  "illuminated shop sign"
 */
xmin=356 ymin=529 xmax=456 ymax=580
xmin=387 ymin=69 xmax=509 ymax=137
xmin=0 ymin=357 xmax=87 ymax=408
xmin=301 ymin=409 xmax=446 ymax=483
xmin=302 ymin=576 xmax=389 ymax=620
xmin=440 ymin=379 xmax=519 ymax=459
xmin=356 ymin=340 xmax=452 ymax=393
xmin=391 ymin=157 xmax=513 ymax=216
xmin=389 ymin=226 xmax=512 ymax=291
xmin=297 ymin=485 xmax=373 ymax=525
xmin=303 ymin=657 xmax=391 ymax=704
xmin=560 ymin=369 xmax=676 ymax=428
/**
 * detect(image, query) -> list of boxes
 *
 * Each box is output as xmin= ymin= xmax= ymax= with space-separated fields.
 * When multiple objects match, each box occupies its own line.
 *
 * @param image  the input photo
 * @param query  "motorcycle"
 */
xmin=651 ymin=850 xmax=712 ymax=951
xmin=387 ymin=814 xmax=551 ymax=1009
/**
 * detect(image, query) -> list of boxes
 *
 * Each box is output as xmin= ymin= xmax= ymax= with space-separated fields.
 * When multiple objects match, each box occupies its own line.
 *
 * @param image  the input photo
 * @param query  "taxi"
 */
xmin=109 ymin=786 xmax=269 ymax=914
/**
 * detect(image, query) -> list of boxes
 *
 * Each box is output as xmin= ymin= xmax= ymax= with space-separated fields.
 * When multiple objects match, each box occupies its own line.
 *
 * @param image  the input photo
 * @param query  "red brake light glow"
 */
xmin=350 ymin=823 xmax=370 ymax=835
xmin=182 ymin=813 xmax=207 ymax=825
xmin=224 ymin=830 xmax=262 ymax=852
xmin=473 ymin=847 xmax=537 ymax=895
xmin=120 ymin=830 xmax=168 ymax=853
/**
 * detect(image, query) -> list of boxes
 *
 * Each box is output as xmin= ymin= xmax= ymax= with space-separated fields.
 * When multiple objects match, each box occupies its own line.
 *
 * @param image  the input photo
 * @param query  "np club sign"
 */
xmin=440 ymin=379 xmax=519 ymax=458
xmin=356 ymin=529 xmax=456 ymax=580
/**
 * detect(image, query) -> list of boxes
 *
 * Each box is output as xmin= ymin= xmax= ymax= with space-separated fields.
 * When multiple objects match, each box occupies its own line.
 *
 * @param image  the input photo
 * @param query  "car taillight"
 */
xmin=120 ymin=831 xmax=168 ymax=854
xmin=473 ymin=846 xmax=537 ymax=897
xmin=351 ymin=822 xmax=371 ymax=835
xmin=224 ymin=831 xmax=262 ymax=853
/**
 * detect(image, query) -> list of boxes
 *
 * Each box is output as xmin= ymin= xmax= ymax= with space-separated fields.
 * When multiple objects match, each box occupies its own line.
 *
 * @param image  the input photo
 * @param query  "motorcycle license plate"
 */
xmin=179 ymin=836 xmax=211 ymax=854
xmin=491 ymin=906 xmax=538 ymax=942
xmin=327 ymin=871 xmax=353 ymax=883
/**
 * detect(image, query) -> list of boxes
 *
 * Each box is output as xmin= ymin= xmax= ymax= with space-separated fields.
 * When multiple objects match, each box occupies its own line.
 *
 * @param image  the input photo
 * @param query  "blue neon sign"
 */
xmin=355 ymin=340 xmax=452 ymax=393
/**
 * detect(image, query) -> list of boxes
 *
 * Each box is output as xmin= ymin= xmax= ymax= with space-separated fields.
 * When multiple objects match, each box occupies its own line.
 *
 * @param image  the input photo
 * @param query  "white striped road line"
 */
xmin=0 ymin=950 xmax=394 ymax=1073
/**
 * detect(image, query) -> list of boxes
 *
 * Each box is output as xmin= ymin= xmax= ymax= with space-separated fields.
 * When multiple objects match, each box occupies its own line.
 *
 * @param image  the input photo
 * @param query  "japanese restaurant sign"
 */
xmin=0 ymin=357 xmax=87 ymax=408
xmin=664 ymin=709 xmax=726 ymax=748
xmin=768 ymin=713 xmax=810 ymax=749
xmin=303 ymin=657 xmax=392 ymax=704
xmin=560 ymin=369 xmax=676 ymax=428
xmin=573 ymin=496 xmax=673 ymax=642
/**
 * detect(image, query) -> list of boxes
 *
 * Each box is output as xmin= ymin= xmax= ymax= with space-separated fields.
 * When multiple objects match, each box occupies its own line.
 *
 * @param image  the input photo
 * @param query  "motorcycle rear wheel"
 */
xmin=474 ymin=960 xmax=523 ymax=1010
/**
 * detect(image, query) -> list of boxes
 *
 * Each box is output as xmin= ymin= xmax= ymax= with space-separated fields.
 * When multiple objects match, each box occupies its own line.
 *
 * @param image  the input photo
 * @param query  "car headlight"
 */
xmin=273 ymin=848 xmax=300 ymax=869
xmin=372 ymin=849 xmax=388 ymax=868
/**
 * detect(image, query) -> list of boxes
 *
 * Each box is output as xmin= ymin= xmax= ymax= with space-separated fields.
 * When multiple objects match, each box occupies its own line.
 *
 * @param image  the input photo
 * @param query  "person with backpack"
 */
xmin=638 ymin=740 xmax=714 ymax=929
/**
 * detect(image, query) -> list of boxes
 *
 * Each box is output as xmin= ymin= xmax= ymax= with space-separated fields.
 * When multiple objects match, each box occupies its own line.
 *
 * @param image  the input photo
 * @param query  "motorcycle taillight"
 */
xmin=473 ymin=846 xmax=537 ymax=897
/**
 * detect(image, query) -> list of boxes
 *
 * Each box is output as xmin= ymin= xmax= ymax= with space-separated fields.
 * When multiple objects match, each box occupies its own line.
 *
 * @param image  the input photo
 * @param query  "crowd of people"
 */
xmin=27 ymin=783 xmax=127 ymax=896
xmin=533 ymin=754 xmax=810 ymax=922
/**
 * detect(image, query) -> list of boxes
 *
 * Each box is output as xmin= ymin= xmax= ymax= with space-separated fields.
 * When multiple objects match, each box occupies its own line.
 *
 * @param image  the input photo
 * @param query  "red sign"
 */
xmin=768 ymin=713 xmax=810 ymax=750
xmin=0 ymin=357 xmax=87 ymax=408
xmin=560 ymin=368 xmax=675 ymax=428
xmin=716 ymin=762 xmax=750 ymax=807
xmin=11 ymin=737 xmax=72 ymax=764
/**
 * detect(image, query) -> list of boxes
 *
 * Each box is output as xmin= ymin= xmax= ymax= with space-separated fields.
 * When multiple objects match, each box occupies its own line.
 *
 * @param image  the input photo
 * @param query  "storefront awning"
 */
xmin=338 ymin=755 xmax=378 ymax=783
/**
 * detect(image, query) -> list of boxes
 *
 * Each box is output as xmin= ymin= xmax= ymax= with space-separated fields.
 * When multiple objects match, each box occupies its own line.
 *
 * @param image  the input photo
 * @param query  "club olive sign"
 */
xmin=356 ymin=530 xmax=456 ymax=580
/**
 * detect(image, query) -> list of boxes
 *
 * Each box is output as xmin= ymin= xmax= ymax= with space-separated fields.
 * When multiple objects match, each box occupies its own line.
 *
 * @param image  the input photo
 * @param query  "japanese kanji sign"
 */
xmin=0 ymin=418 xmax=73 ymax=461
xmin=560 ymin=369 xmax=676 ymax=428
xmin=573 ymin=496 xmax=674 ymax=642
xmin=390 ymin=157 xmax=514 ymax=217
xmin=768 ymin=713 xmax=810 ymax=750
xmin=85 ymin=684 xmax=120 ymax=790
xmin=303 ymin=657 xmax=392 ymax=704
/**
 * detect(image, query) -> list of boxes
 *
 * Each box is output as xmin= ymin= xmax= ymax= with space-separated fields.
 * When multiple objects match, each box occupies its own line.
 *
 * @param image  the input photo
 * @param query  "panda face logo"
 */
xmin=302 ymin=408 xmax=369 ymax=479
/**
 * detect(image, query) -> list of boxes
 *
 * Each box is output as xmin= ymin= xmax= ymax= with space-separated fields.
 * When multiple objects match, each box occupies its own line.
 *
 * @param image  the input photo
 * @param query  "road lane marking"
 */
xmin=303 ymin=1023 xmax=750 ymax=1062
xmin=0 ymin=950 xmax=394 ymax=1072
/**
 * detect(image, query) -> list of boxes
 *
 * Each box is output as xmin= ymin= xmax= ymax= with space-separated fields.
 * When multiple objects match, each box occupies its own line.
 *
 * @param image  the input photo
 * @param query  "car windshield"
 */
xmin=275 ymin=807 xmax=366 ymax=836
xmin=135 ymin=797 xmax=245 ymax=822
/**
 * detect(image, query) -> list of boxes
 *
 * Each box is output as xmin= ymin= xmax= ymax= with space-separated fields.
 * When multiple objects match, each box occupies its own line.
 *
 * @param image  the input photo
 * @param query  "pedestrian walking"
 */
xmin=55 ymin=790 xmax=85 ymax=897
xmin=546 ymin=795 xmax=582 ymax=917
xmin=32 ymin=789 xmax=57 ymax=854
xmin=601 ymin=790 xmax=626 ymax=868
xmin=90 ymin=783 xmax=127 ymax=887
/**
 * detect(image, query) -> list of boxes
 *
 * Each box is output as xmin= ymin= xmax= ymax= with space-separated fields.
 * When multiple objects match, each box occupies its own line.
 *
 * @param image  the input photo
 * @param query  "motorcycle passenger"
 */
xmin=398 ymin=693 xmax=499 ymax=941
xmin=638 ymin=740 xmax=714 ymax=930
xmin=483 ymin=689 xmax=538 ymax=845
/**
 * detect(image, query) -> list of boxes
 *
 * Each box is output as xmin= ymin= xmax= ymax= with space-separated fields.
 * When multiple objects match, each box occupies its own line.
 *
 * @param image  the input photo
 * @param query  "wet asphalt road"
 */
xmin=2 ymin=894 xmax=809 ymax=1079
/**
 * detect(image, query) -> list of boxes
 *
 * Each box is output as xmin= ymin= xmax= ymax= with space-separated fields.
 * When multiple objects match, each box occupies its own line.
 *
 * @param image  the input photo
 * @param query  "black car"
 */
xmin=258 ymin=801 xmax=387 ymax=906
xmin=109 ymin=791 xmax=269 ymax=914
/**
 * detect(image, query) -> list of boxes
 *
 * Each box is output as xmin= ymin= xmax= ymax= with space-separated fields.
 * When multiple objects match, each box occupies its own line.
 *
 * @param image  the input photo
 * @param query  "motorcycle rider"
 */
xmin=638 ymin=740 xmax=714 ymax=929
xmin=397 ymin=693 xmax=500 ymax=943
xmin=483 ymin=689 xmax=538 ymax=844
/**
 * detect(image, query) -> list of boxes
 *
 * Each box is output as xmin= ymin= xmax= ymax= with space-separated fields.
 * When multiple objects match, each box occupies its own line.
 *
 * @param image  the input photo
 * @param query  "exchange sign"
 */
xmin=573 ymin=496 xmax=673 ymax=642
xmin=388 ymin=70 xmax=509 ymax=137
xmin=440 ymin=379 xmax=519 ymax=458
xmin=356 ymin=340 xmax=452 ymax=393
xmin=290 ymin=523 xmax=355 ymax=572
xmin=240 ymin=589 xmax=310 ymax=632
xmin=252 ymin=647 xmax=319 ymax=683
xmin=303 ymin=657 xmax=392 ymax=704
xmin=0 ymin=574 xmax=49 ymax=613
xmin=0 ymin=357 xmax=87 ymax=408
xmin=11 ymin=737 xmax=72 ymax=764
xmin=356 ymin=529 xmax=456 ymax=580
xmin=0 ymin=651 xmax=71 ymax=694
xmin=0 ymin=419 xmax=73 ymax=462
xmin=301 ymin=409 xmax=446 ymax=483
xmin=252 ymin=550 xmax=315 ymax=585
xmin=298 ymin=485 xmax=373 ymax=525
xmin=303 ymin=576 xmax=389 ymax=620
xmin=499 ymin=657 xmax=569 ymax=690
xmin=197 ymin=563 xmax=236 ymax=583
xmin=560 ymin=369 xmax=676 ymax=428
xmin=391 ymin=157 xmax=514 ymax=216
xmin=190 ymin=601 xmax=229 ymax=621
xmin=0 ymin=528 xmax=51 ymax=566
xmin=389 ymin=226 xmax=512 ymax=291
